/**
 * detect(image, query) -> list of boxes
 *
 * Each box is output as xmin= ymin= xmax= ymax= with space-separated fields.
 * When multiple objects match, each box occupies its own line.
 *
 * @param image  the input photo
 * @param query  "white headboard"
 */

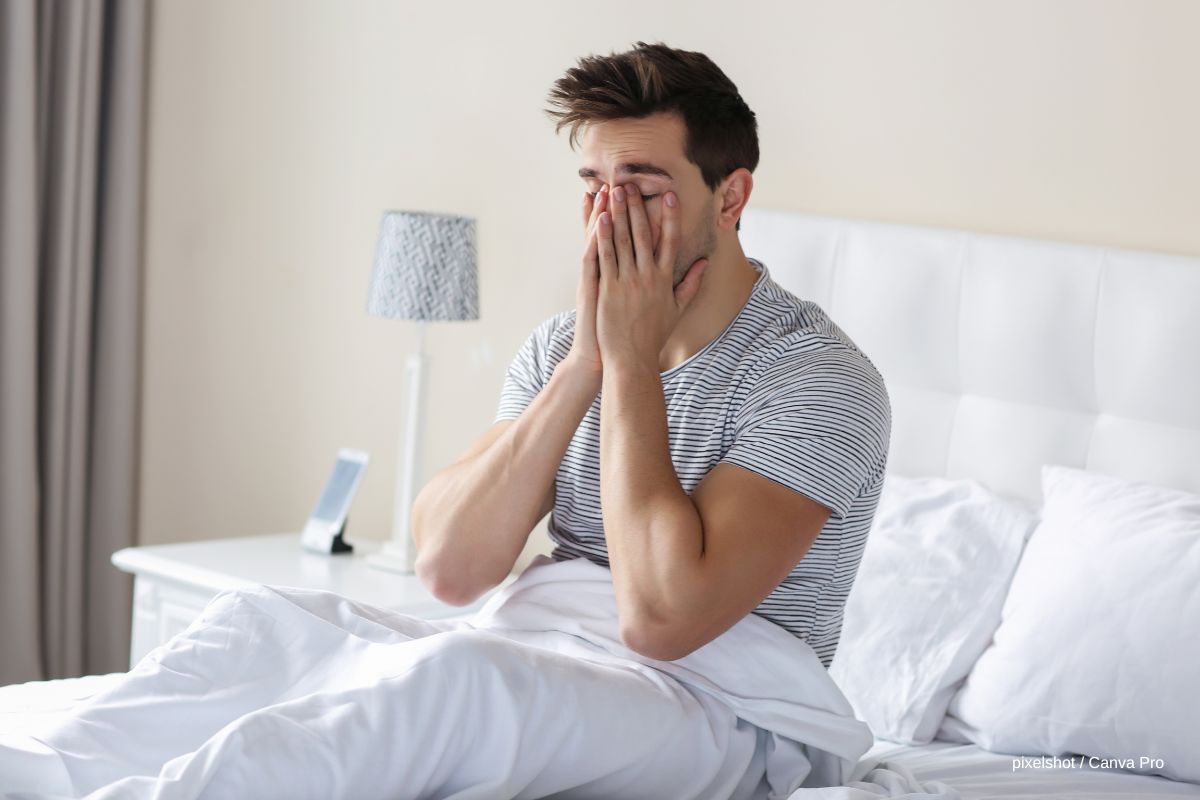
xmin=740 ymin=208 xmax=1200 ymax=508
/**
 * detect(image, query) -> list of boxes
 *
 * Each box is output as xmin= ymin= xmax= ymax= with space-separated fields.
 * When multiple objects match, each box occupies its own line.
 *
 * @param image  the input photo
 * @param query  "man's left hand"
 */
xmin=594 ymin=183 xmax=708 ymax=373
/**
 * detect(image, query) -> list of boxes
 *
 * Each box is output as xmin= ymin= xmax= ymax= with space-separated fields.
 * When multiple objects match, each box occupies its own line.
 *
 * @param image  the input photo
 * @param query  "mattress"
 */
xmin=856 ymin=738 xmax=1200 ymax=799
xmin=5 ymin=674 xmax=1199 ymax=799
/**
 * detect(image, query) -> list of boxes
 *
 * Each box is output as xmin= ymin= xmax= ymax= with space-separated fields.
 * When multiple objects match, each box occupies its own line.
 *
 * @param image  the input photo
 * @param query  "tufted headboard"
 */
xmin=740 ymin=208 xmax=1200 ymax=508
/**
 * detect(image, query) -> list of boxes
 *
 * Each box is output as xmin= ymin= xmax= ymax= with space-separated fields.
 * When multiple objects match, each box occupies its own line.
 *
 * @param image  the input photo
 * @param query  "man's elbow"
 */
xmin=415 ymin=554 xmax=484 ymax=607
xmin=619 ymin=618 xmax=694 ymax=662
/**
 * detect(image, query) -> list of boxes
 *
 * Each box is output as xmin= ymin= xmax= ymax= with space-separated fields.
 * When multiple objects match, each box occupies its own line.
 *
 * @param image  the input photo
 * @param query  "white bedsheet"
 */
xmin=11 ymin=674 xmax=1195 ymax=800
xmin=841 ymin=739 xmax=1200 ymax=799
xmin=2 ymin=674 xmax=963 ymax=800
xmin=0 ymin=555 xmax=893 ymax=800
xmin=7 ymin=674 xmax=1195 ymax=800
xmin=0 ymin=673 xmax=125 ymax=737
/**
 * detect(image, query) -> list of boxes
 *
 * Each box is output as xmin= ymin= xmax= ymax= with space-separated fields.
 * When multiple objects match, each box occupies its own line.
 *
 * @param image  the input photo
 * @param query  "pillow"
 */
xmin=943 ymin=464 xmax=1200 ymax=784
xmin=828 ymin=473 xmax=1037 ymax=744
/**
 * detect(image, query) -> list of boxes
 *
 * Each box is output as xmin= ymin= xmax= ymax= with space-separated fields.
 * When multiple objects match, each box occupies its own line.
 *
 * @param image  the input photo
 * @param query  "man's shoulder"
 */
xmin=516 ymin=310 xmax=578 ymax=383
xmin=749 ymin=293 xmax=885 ymax=390
xmin=519 ymin=309 xmax=577 ymax=358
xmin=530 ymin=308 xmax=577 ymax=340
xmin=775 ymin=328 xmax=885 ymax=385
xmin=744 ymin=305 xmax=892 ymax=435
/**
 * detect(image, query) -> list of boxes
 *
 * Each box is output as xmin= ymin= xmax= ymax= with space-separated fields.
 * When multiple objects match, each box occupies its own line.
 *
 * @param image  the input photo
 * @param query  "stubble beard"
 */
xmin=671 ymin=209 xmax=719 ymax=289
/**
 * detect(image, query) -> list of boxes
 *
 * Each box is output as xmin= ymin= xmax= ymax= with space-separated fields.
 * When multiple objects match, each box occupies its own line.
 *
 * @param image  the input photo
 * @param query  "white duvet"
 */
xmin=0 ymin=555 xmax=960 ymax=799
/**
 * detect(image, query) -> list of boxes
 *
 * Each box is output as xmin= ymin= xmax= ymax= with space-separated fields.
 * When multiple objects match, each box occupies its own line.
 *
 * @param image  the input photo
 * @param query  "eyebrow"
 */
xmin=578 ymin=161 xmax=674 ymax=181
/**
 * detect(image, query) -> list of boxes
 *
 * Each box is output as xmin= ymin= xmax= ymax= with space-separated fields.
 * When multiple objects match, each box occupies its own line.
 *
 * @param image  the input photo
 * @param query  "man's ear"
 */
xmin=719 ymin=169 xmax=753 ymax=230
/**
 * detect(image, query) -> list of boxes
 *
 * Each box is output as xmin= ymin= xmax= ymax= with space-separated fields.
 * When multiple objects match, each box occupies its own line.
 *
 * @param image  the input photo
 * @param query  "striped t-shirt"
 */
xmin=493 ymin=257 xmax=892 ymax=668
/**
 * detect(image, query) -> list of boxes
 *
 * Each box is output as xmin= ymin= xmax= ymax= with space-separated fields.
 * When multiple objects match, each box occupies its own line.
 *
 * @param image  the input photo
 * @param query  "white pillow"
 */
xmin=828 ymin=473 xmax=1037 ymax=744
xmin=943 ymin=464 xmax=1200 ymax=784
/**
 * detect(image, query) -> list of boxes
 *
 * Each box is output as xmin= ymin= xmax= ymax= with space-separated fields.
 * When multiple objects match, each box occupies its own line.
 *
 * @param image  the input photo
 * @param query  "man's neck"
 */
xmin=658 ymin=244 xmax=760 ymax=373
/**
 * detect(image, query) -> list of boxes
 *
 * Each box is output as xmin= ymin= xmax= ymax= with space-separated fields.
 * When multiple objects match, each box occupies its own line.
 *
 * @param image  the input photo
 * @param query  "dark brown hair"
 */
xmin=545 ymin=41 xmax=759 ymax=232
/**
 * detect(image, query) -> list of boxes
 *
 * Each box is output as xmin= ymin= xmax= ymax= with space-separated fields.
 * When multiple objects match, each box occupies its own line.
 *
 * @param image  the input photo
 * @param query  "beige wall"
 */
xmin=139 ymin=0 xmax=1200 ymax=571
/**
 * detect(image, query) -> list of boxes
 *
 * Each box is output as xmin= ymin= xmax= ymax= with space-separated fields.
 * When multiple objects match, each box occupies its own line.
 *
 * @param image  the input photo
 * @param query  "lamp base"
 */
xmin=366 ymin=540 xmax=417 ymax=574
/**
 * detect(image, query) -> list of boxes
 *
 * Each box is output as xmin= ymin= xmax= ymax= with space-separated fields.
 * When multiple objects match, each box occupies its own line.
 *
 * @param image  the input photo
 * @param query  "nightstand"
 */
xmin=111 ymin=532 xmax=516 ymax=669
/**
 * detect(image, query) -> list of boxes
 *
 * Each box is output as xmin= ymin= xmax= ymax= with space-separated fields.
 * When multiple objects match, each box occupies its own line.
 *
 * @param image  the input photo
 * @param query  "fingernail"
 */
xmin=600 ymin=212 xmax=610 ymax=226
xmin=665 ymin=192 xmax=677 ymax=208
xmin=613 ymin=186 xmax=625 ymax=202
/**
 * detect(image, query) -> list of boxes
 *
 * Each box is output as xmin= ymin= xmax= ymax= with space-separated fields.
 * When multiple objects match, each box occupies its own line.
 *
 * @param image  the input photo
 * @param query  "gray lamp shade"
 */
xmin=366 ymin=210 xmax=479 ymax=321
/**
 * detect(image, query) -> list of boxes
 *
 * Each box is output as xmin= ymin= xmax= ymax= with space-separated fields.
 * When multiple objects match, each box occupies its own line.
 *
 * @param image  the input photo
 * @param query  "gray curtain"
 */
xmin=1 ymin=0 xmax=149 ymax=684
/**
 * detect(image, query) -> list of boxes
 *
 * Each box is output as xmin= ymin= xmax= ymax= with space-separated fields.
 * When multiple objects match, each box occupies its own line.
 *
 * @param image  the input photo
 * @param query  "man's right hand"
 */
xmin=564 ymin=185 xmax=609 ymax=381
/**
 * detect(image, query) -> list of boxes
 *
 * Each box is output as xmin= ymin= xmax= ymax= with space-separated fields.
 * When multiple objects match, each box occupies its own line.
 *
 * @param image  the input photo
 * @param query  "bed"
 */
xmin=3 ymin=209 xmax=1198 ymax=799
xmin=855 ymin=739 xmax=1200 ymax=799
xmin=737 ymin=207 xmax=1200 ymax=799
xmin=4 ymin=677 xmax=1198 ymax=798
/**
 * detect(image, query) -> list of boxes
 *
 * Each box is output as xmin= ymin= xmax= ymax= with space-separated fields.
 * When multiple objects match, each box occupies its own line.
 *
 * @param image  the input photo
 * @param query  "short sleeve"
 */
xmin=718 ymin=345 xmax=891 ymax=519
xmin=493 ymin=312 xmax=567 ymax=423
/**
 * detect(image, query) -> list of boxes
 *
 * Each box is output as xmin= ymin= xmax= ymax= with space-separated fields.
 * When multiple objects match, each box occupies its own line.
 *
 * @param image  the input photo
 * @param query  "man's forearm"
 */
xmin=599 ymin=362 xmax=705 ymax=634
xmin=413 ymin=359 xmax=600 ymax=601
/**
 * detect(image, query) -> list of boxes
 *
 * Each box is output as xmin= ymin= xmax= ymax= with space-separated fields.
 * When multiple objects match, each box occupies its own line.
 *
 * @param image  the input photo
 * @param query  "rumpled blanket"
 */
xmin=0 ymin=555 xmax=960 ymax=799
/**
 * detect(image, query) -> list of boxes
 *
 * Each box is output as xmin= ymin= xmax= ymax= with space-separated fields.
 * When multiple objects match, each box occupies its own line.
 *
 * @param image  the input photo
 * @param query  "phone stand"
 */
xmin=301 ymin=516 xmax=355 ymax=555
xmin=329 ymin=517 xmax=354 ymax=553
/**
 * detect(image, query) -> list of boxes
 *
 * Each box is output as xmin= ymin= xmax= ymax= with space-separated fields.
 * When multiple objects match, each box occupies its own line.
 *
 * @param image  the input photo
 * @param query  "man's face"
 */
xmin=578 ymin=112 xmax=718 ymax=288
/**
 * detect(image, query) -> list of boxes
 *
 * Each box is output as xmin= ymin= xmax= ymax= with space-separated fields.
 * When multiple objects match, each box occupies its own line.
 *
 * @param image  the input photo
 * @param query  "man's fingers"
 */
xmin=623 ymin=184 xmax=654 ymax=272
xmin=582 ymin=218 xmax=601 ymax=280
xmin=597 ymin=211 xmax=616 ymax=280
xmin=609 ymin=185 xmax=634 ymax=277
xmin=657 ymin=190 xmax=680 ymax=273
xmin=581 ymin=187 xmax=611 ymax=298
xmin=584 ymin=185 xmax=608 ymax=242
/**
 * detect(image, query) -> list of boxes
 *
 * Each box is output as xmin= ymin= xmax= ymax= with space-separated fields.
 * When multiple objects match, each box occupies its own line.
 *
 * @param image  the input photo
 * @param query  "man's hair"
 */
xmin=544 ymin=41 xmax=759 ymax=232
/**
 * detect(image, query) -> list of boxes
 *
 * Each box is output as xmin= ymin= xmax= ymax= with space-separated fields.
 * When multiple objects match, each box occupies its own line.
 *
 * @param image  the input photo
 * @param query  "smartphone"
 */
xmin=301 ymin=448 xmax=369 ymax=554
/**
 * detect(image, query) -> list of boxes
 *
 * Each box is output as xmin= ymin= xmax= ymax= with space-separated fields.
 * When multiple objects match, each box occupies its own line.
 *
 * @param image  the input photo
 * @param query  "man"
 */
xmin=402 ymin=39 xmax=892 ymax=796
xmin=413 ymin=41 xmax=891 ymax=669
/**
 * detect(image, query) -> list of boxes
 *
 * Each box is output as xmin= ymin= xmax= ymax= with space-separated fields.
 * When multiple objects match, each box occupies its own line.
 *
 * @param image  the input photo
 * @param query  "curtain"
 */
xmin=1 ymin=0 xmax=149 ymax=683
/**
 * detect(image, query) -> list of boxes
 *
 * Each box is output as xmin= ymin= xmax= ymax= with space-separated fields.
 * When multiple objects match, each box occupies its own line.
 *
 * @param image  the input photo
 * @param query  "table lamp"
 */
xmin=365 ymin=210 xmax=478 ymax=573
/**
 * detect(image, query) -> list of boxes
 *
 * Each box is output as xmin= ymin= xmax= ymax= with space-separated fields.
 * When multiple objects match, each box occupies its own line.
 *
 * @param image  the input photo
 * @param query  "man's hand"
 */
xmin=565 ymin=185 xmax=610 ymax=380
xmin=594 ymin=184 xmax=708 ymax=373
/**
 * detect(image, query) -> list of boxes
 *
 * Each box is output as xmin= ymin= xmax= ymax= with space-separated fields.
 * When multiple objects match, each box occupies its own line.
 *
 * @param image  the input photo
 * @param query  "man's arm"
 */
xmin=600 ymin=362 xmax=831 ymax=662
xmin=418 ymin=181 xmax=617 ymax=603
xmin=412 ymin=358 xmax=599 ymax=605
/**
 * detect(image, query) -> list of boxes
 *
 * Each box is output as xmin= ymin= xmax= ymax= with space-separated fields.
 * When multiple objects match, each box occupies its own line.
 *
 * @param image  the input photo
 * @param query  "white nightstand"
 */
xmin=111 ymin=532 xmax=516 ymax=669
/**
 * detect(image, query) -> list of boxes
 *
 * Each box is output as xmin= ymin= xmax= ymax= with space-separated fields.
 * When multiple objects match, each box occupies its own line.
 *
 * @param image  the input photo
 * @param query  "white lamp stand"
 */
xmin=367 ymin=321 xmax=426 ymax=574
